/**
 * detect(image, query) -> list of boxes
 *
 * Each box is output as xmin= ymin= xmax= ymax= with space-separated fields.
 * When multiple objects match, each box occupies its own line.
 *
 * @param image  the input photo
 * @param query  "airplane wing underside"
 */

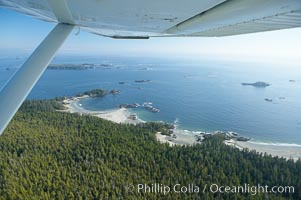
xmin=0 ymin=0 xmax=301 ymax=38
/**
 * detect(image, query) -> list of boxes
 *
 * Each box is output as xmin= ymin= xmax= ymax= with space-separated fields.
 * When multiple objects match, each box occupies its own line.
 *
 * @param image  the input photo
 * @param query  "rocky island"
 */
xmin=194 ymin=131 xmax=251 ymax=143
xmin=76 ymin=89 xmax=120 ymax=98
xmin=119 ymin=101 xmax=160 ymax=113
xmin=135 ymin=80 xmax=151 ymax=83
xmin=119 ymin=103 xmax=140 ymax=109
xmin=264 ymin=98 xmax=273 ymax=102
xmin=241 ymin=81 xmax=271 ymax=88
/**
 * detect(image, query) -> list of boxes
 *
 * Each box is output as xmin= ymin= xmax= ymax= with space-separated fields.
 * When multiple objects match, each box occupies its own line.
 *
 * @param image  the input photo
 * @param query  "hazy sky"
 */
xmin=0 ymin=8 xmax=301 ymax=64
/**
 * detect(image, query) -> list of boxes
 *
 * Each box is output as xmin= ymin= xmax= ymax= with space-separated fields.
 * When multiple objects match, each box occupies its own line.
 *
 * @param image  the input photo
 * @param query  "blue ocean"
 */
xmin=1 ymin=55 xmax=301 ymax=144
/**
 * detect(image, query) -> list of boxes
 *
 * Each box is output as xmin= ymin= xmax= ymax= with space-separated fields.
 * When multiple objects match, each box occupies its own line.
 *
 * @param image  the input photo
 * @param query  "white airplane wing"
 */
xmin=0 ymin=0 xmax=300 ymax=135
xmin=1 ymin=0 xmax=301 ymax=38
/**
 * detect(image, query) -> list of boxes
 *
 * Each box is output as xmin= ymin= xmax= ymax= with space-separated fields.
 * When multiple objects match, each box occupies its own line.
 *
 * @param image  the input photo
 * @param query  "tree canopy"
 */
xmin=0 ymin=99 xmax=300 ymax=199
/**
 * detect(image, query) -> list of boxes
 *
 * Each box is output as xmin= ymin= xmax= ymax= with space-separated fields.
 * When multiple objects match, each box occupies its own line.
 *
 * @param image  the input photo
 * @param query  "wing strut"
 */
xmin=0 ymin=23 xmax=74 ymax=135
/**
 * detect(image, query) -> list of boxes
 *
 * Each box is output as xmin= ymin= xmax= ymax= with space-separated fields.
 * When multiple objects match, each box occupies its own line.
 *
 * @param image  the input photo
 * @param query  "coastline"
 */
xmin=225 ymin=139 xmax=301 ymax=161
xmin=62 ymin=96 xmax=143 ymax=125
xmin=61 ymin=96 xmax=301 ymax=161
xmin=156 ymin=129 xmax=201 ymax=146
xmin=156 ymin=130 xmax=301 ymax=161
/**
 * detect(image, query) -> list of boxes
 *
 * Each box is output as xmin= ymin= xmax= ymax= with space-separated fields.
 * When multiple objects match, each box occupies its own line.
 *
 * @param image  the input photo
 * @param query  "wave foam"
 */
xmin=249 ymin=141 xmax=301 ymax=147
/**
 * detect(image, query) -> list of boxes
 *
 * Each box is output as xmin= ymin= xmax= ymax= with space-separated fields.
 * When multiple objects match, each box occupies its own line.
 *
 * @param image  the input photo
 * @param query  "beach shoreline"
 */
xmin=225 ymin=139 xmax=301 ymax=161
xmin=156 ymin=130 xmax=301 ymax=160
xmin=60 ymin=96 xmax=301 ymax=161
xmin=62 ymin=96 xmax=143 ymax=125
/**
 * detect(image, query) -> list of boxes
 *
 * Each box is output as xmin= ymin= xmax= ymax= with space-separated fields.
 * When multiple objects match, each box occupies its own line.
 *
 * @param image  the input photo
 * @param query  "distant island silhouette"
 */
xmin=241 ymin=81 xmax=271 ymax=88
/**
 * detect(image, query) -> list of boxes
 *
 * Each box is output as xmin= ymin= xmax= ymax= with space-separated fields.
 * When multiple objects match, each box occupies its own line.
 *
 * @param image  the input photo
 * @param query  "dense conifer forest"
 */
xmin=0 ymin=99 xmax=300 ymax=199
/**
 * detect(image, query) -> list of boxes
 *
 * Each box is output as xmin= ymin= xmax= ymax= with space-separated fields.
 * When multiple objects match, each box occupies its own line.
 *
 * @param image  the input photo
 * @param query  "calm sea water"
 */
xmin=1 ymin=55 xmax=301 ymax=144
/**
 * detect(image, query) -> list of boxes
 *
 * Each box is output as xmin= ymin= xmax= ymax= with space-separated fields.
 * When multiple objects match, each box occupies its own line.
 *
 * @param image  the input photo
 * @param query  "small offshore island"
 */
xmin=76 ymin=88 xmax=120 ymax=97
xmin=135 ymin=79 xmax=151 ymax=83
xmin=59 ymin=89 xmax=301 ymax=160
xmin=241 ymin=81 xmax=271 ymax=88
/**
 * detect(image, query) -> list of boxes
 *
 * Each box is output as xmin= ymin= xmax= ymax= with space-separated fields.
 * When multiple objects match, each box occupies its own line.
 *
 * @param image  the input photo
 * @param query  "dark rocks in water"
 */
xmin=241 ymin=81 xmax=271 ymax=88
xmin=289 ymin=80 xmax=296 ymax=82
xmin=118 ymin=102 xmax=160 ymax=113
xmin=195 ymin=135 xmax=203 ymax=142
xmin=119 ymin=103 xmax=140 ymax=109
xmin=111 ymin=89 xmax=120 ymax=95
xmin=119 ymin=104 xmax=133 ymax=108
xmin=202 ymin=131 xmax=251 ymax=142
xmin=174 ymin=129 xmax=253 ymax=143
xmin=145 ymin=106 xmax=160 ymax=113
xmin=118 ymin=82 xmax=125 ymax=84
xmin=128 ymin=114 xmax=138 ymax=120
xmin=229 ymin=131 xmax=238 ymax=136
xmin=135 ymin=80 xmax=150 ymax=83
xmin=133 ymin=103 xmax=140 ymax=107
xmin=264 ymin=98 xmax=273 ymax=102
xmin=236 ymin=137 xmax=251 ymax=142
xmin=143 ymin=103 xmax=160 ymax=113
xmin=168 ymin=124 xmax=176 ymax=129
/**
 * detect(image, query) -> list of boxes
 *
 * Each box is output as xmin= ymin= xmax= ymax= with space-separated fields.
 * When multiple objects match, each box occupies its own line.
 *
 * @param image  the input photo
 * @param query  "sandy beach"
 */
xmin=62 ymin=96 xmax=143 ymax=125
xmin=156 ymin=129 xmax=301 ymax=160
xmin=61 ymin=96 xmax=301 ymax=161
xmin=225 ymin=139 xmax=301 ymax=161
xmin=156 ymin=129 xmax=301 ymax=161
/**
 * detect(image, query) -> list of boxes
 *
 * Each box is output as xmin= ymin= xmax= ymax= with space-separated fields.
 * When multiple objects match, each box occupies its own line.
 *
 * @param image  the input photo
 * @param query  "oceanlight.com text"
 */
xmin=125 ymin=183 xmax=295 ymax=195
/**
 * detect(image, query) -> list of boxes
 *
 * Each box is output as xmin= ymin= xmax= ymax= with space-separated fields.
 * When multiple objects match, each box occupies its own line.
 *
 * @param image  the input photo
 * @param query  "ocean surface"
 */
xmin=1 ymin=55 xmax=301 ymax=145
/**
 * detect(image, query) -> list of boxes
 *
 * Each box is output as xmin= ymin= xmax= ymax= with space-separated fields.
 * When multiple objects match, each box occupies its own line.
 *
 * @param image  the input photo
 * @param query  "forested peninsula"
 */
xmin=0 ymin=99 xmax=300 ymax=199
